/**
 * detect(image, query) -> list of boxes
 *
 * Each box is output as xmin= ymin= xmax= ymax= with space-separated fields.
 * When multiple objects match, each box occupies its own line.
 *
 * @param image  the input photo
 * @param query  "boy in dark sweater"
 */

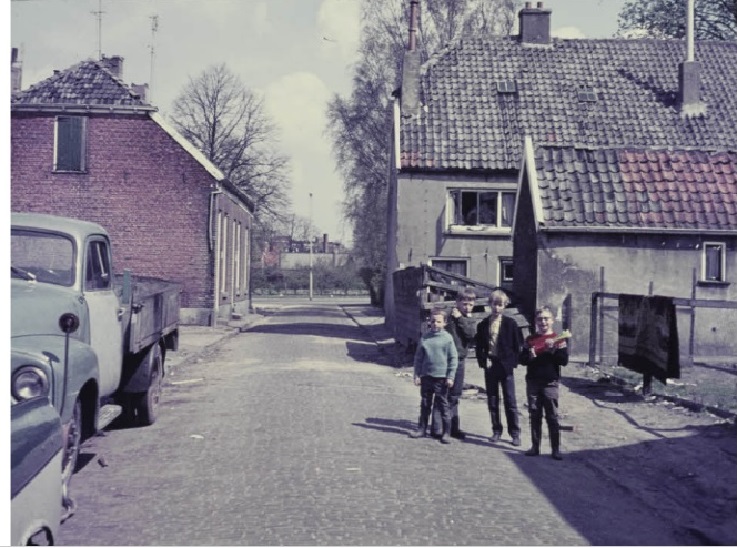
xmin=410 ymin=307 xmax=458 ymax=444
xmin=519 ymin=305 xmax=569 ymax=460
xmin=432 ymin=289 xmax=478 ymax=440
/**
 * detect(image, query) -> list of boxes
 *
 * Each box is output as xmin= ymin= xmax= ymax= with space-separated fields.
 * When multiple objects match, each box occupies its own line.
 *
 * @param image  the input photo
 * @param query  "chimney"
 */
xmin=131 ymin=83 xmax=149 ymax=102
xmin=401 ymin=0 xmax=421 ymax=117
xmin=100 ymin=54 xmax=124 ymax=79
xmin=678 ymin=0 xmax=705 ymax=116
xmin=11 ymin=47 xmax=22 ymax=92
xmin=322 ymin=234 xmax=329 ymax=253
xmin=518 ymin=1 xmax=552 ymax=46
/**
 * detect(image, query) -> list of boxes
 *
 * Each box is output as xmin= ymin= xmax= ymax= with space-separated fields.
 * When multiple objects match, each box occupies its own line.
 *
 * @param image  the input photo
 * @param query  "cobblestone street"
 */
xmin=58 ymin=302 xmax=736 ymax=545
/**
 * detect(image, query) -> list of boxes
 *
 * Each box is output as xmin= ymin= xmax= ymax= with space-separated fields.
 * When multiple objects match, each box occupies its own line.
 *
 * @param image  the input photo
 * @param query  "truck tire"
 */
xmin=135 ymin=343 xmax=163 ymax=426
xmin=61 ymin=398 xmax=81 ymax=520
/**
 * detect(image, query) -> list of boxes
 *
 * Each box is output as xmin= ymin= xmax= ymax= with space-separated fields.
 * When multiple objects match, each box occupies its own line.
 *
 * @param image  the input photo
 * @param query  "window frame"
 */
xmin=84 ymin=238 xmax=112 ymax=291
xmin=428 ymin=257 xmax=469 ymax=278
xmin=446 ymin=188 xmax=516 ymax=235
xmin=701 ymin=242 xmax=726 ymax=283
xmin=53 ymin=115 xmax=88 ymax=173
xmin=498 ymin=257 xmax=514 ymax=285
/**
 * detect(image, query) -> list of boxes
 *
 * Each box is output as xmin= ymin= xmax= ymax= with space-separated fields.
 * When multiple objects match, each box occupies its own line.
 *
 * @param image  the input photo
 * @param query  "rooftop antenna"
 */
xmin=149 ymin=15 xmax=159 ymax=102
xmin=91 ymin=0 xmax=105 ymax=59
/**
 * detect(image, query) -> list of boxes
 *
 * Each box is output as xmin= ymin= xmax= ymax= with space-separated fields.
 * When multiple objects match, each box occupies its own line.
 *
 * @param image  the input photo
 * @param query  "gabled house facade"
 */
xmin=386 ymin=3 xmax=737 ymax=359
xmin=11 ymin=53 xmax=254 ymax=326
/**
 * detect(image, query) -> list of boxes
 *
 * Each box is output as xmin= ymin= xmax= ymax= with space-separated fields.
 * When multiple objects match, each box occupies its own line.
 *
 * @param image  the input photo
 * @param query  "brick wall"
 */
xmin=11 ymin=111 xmax=251 ymax=323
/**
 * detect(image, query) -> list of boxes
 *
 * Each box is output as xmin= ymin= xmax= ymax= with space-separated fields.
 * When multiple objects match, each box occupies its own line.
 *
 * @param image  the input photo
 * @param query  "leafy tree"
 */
xmin=327 ymin=0 xmax=518 ymax=306
xmin=617 ymin=0 xmax=737 ymax=40
xmin=169 ymin=64 xmax=291 ymax=225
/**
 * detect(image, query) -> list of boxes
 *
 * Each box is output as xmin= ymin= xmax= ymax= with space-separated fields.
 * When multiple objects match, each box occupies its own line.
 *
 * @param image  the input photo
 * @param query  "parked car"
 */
xmin=11 ymin=375 xmax=63 ymax=545
xmin=11 ymin=212 xmax=181 ymax=516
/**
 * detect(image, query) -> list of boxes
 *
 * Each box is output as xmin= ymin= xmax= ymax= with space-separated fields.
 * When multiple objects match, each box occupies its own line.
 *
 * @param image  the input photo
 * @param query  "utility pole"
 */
xmin=309 ymin=192 xmax=314 ymax=301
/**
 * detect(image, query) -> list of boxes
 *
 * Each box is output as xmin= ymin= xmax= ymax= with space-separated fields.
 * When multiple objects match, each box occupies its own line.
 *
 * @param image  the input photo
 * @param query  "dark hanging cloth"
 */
xmin=618 ymin=294 xmax=680 ymax=383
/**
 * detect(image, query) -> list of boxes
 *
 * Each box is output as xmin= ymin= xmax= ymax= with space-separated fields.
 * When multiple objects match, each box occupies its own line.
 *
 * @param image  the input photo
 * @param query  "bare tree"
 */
xmin=617 ymin=0 xmax=737 ymax=40
xmin=169 ymin=64 xmax=292 ymax=225
xmin=326 ymin=0 xmax=519 ymax=304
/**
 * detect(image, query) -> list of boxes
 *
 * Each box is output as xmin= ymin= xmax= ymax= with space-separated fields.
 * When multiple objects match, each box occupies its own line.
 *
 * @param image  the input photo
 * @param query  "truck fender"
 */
xmin=119 ymin=342 xmax=163 ymax=394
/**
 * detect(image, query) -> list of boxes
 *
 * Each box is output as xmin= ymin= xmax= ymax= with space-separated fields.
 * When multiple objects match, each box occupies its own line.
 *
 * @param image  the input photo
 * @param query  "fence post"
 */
xmin=598 ymin=266 xmax=605 ymax=366
xmin=589 ymin=292 xmax=598 ymax=368
xmin=643 ymin=281 xmax=654 ymax=395
xmin=688 ymin=267 xmax=697 ymax=366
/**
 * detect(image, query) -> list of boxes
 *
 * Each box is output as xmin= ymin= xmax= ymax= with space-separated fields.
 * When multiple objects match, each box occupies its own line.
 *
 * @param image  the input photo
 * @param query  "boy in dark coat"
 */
xmin=431 ymin=289 xmax=479 ymax=440
xmin=475 ymin=290 xmax=523 ymax=446
xmin=520 ymin=305 xmax=569 ymax=460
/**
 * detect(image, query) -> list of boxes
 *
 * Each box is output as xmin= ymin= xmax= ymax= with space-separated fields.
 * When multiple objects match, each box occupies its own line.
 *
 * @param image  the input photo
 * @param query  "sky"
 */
xmin=9 ymin=0 xmax=626 ymax=247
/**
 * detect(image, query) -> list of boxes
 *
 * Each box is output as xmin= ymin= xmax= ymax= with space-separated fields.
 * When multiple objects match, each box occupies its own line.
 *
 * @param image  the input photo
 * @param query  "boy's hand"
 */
xmin=414 ymin=375 xmax=421 ymax=386
xmin=451 ymin=307 xmax=461 ymax=318
xmin=446 ymin=378 xmax=454 ymax=388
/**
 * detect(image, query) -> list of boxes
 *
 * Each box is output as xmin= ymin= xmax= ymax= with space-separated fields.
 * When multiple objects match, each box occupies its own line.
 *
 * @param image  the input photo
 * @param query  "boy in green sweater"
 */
xmin=409 ymin=307 xmax=459 ymax=444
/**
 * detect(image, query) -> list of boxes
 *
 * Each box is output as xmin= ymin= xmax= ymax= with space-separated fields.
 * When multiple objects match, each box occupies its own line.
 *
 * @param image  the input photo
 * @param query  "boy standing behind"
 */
xmin=432 ymin=289 xmax=478 ymax=440
xmin=409 ymin=307 xmax=458 ymax=444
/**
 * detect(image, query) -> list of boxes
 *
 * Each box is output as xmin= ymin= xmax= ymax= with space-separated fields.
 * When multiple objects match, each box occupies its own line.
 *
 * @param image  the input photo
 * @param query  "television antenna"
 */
xmin=91 ymin=0 xmax=105 ymax=59
xmin=149 ymin=15 xmax=159 ymax=102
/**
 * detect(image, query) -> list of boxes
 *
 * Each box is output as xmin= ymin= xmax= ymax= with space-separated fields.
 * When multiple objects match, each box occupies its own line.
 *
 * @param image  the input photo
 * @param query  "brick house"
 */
xmin=386 ymin=3 xmax=737 ymax=359
xmin=10 ymin=53 xmax=254 ymax=325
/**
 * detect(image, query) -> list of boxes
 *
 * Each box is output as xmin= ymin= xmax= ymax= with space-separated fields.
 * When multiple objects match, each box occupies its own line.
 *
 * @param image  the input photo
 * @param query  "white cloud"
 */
xmin=263 ymin=71 xmax=331 ymax=153
xmin=317 ymin=0 xmax=360 ymax=63
xmin=553 ymin=26 xmax=587 ymax=39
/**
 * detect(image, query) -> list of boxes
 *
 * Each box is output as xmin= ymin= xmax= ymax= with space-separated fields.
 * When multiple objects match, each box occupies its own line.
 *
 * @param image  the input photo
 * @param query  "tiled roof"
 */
xmin=400 ymin=37 xmax=737 ymax=171
xmin=533 ymin=146 xmax=737 ymax=231
xmin=11 ymin=58 xmax=149 ymax=108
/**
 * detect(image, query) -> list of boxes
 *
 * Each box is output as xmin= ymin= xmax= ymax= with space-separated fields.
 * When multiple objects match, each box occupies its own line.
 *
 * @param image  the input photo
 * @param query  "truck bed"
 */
xmin=114 ymin=273 xmax=181 ymax=356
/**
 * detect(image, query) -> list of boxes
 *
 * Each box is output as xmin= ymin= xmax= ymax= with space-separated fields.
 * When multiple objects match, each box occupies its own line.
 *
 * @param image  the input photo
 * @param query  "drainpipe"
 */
xmin=209 ymin=186 xmax=223 ymax=326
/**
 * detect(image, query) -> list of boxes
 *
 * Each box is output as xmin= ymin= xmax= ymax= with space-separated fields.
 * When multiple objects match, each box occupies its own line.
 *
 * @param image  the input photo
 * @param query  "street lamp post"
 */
xmin=309 ymin=192 xmax=313 ymax=301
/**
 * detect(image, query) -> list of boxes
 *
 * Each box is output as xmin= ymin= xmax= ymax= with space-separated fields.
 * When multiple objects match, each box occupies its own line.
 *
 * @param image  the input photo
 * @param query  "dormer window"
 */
xmin=497 ymin=80 xmax=517 ymax=94
xmin=577 ymin=85 xmax=597 ymax=102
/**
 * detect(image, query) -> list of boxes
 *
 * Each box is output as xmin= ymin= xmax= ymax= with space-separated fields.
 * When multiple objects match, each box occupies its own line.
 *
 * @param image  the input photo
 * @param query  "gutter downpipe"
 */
xmin=210 ymin=186 xmax=223 ymax=326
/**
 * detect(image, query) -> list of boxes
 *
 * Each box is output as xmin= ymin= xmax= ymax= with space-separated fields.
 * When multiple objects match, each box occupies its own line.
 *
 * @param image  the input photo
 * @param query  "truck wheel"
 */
xmin=61 ymin=399 xmax=81 ymax=520
xmin=135 ymin=344 xmax=162 ymax=426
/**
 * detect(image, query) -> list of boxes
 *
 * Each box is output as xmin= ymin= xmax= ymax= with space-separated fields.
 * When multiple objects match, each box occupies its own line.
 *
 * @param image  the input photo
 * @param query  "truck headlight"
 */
xmin=11 ymin=366 xmax=50 ymax=401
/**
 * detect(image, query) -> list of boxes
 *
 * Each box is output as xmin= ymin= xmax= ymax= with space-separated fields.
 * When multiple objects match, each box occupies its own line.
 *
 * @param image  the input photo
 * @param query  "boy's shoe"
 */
xmin=552 ymin=450 xmax=563 ymax=460
xmin=450 ymin=430 xmax=466 ymax=440
xmin=511 ymin=436 xmax=521 ymax=447
xmin=440 ymin=434 xmax=452 ymax=445
xmin=489 ymin=433 xmax=501 ymax=442
xmin=525 ymin=447 xmax=540 ymax=456
xmin=409 ymin=427 xmax=426 ymax=438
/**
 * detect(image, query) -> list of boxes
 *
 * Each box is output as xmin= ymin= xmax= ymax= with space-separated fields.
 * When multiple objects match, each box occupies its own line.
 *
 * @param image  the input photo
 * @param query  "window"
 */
xmin=702 ymin=242 xmax=726 ymax=282
xmin=447 ymin=189 xmax=515 ymax=232
xmin=54 ymin=116 xmax=87 ymax=172
xmin=497 ymin=80 xmax=517 ymax=93
xmin=429 ymin=259 xmax=467 ymax=277
xmin=85 ymin=240 xmax=111 ymax=290
xmin=499 ymin=257 xmax=514 ymax=284
xmin=577 ymin=85 xmax=597 ymax=102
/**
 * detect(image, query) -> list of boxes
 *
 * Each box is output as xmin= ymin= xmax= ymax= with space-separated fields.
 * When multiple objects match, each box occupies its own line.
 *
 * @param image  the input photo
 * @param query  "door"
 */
xmin=83 ymin=237 xmax=123 ymax=396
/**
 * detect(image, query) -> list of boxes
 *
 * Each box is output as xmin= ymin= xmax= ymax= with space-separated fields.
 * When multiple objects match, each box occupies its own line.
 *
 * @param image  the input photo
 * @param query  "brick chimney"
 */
xmin=678 ymin=0 xmax=705 ymax=116
xmin=11 ymin=48 xmax=22 ymax=92
xmin=131 ymin=83 xmax=149 ymax=102
xmin=518 ymin=1 xmax=552 ymax=46
xmin=100 ymin=54 xmax=124 ymax=79
xmin=401 ymin=0 xmax=421 ymax=118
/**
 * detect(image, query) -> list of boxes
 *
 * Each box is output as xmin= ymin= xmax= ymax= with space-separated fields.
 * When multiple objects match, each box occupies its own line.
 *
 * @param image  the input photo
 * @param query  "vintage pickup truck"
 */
xmin=10 ymin=212 xmax=181 ymax=518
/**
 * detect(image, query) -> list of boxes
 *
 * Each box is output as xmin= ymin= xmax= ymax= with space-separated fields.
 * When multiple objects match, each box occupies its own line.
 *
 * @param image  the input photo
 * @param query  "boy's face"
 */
xmin=489 ymin=298 xmax=506 ymax=318
xmin=535 ymin=311 xmax=555 ymax=335
xmin=457 ymin=298 xmax=475 ymax=316
xmin=428 ymin=313 xmax=447 ymax=332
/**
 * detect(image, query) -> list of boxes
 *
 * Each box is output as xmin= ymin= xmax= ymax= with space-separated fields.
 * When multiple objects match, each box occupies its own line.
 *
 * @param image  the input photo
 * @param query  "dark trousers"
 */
xmin=431 ymin=358 xmax=465 ymax=435
xmin=419 ymin=376 xmax=450 ymax=431
xmin=484 ymin=365 xmax=520 ymax=437
xmin=526 ymin=379 xmax=560 ymax=449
